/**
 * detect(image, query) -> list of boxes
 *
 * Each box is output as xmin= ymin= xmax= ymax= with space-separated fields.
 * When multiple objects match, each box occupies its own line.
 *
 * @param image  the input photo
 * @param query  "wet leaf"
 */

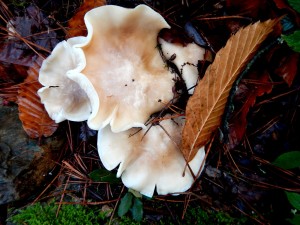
xmin=283 ymin=30 xmax=300 ymax=53
xmin=17 ymin=57 xmax=58 ymax=138
xmin=0 ymin=5 xmax=58 ymax=67
xmin=285 ymin=191 xmax=300 ymax=210
xmin=131 ymin=198 xmax=143 ymax=222
xmin=273 ymin=0 xmax=300 ymax=26
xmin=226 ymin=0 xmax=275 ymax=20
xmin=182 ymin=20 xmax=278 ymax=161
xmin=118 ymin=192 xmax=133 ymax=217
xmin=67 ymin=0 xmax=106 ymax=38
xmin=89 ymin=169 xmax=120 ymax=183
xmin=227 ymin=69 xmax=273 ymax=148
xmin=273 ymin=49 xmax=299 ymax=86
xmin=272 ymin=151 xmax=300 ymax=169
xmin=193 ymin=19 xmax=250 ymax=53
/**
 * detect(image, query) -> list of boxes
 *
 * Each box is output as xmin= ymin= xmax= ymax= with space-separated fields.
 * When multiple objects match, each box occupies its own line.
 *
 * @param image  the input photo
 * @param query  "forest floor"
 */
xmin=0 ymin=0 xmax=300 ymax=224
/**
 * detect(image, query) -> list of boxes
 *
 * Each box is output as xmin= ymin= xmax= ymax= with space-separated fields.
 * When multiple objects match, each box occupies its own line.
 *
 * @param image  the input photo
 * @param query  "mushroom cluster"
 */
xmin=38 ymin=4 xmax=206 ymax=197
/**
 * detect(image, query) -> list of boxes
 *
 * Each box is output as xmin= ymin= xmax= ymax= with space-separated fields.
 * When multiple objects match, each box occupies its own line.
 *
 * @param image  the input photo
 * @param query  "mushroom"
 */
xmin=98 ymin=116 xmax=206 ymax=197
xmin=38 ymin=37 xmax=92 ymax=122
xmin=75 ymin=5 xmax=176 ymax=132
xmin=159 ymin=38 xmax=205 ymax=94
xmin=38 ymin=5 xmax=175 ymax=132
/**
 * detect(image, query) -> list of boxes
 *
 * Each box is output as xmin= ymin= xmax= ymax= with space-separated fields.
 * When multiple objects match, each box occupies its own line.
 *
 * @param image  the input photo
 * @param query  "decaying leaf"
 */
xmin=227 ymin=69 xmax=273 ymax=148
xmin=226 ymin=0 xmax=275 ymax=20
xmin=17 ymin=57 xmax=58 ymax=138
xmin=67 ymin=0 xmax=106 ymax=38
xmin=182 ymin=19 xmax=278 ymax=161
xmin=0 ymin=4 xmax=58 ymax=67
xmin=272 ymin=48 xmax=299 ymax=86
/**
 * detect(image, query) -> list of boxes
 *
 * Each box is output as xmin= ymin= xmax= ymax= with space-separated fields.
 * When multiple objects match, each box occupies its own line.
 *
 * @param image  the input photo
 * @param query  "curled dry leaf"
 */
xmin=18 ymin=57 xmax=58 ymax=138
xmin=182 ymin=19 xmax=278 ymax=162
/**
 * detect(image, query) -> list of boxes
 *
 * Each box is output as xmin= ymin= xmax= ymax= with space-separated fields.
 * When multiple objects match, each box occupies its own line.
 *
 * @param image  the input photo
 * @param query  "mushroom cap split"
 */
xmin=98 ymin=117 xmax=206 ymax=197
xmin=159 ymin=38 xmax=205 ymax=94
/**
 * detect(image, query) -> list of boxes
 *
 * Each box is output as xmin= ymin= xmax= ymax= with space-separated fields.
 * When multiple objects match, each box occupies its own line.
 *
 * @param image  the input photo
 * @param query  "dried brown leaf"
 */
xmin=182 ymin=19 xmax=278 ymax=161
xmin=17 ymin=57 xmax=58 ymax=138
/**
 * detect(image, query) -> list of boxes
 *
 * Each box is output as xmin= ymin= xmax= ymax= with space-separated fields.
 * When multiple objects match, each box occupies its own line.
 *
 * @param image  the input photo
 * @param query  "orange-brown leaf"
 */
xmin=182 ymin=20 xmax=278 ymax=162
xmin=67 ymin=0 xmax=106 ymax=38
xmin=18 ymin=57 xmax=58 ymax=138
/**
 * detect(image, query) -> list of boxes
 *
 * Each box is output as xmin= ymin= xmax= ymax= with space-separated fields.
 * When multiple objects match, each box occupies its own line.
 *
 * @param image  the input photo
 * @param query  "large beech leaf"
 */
xmin=17 ymin=57 xmax=58 ymax=138
xmin=182 ymin=20 xmax=277 ymax=161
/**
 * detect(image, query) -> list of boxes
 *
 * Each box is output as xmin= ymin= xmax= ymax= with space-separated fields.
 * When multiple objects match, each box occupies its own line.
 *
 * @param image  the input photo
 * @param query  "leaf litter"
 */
xmin=1 ymin=0 xmax=300 ymax=224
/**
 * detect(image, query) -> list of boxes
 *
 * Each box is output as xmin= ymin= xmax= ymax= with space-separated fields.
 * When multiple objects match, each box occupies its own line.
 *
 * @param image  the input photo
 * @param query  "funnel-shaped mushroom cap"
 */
xmin=38 ymin=5 xmax=174 ymax=130
xmin=159 ymin=38 xmax=205 ymax=94
xmin=38 ymin=38 xmax=91 ymax=122
xmin=98 ymin=117 xmax=206 ymax=197
xmin=74 ymin=5 xmax=175 ymax=132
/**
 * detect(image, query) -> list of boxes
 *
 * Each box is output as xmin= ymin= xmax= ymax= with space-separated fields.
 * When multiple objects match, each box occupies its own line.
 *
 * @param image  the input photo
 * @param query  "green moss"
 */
xmin=184 ymin=207 xmax=248 ymax=225
xmin=8 ymin=201 xmax=108 ymax=225
xmin=8 ymin=200 xmax=249 ymax=225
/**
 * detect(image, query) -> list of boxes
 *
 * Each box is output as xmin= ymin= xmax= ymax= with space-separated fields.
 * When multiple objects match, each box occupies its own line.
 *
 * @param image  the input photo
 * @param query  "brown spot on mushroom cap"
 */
xmin=74 ymin=5 xmax=175 ymax=132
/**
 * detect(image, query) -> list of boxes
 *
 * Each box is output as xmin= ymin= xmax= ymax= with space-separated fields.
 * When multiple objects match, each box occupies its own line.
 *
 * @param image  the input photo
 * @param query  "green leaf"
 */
xmin=272 ymin=151 xmax=300 ymax=169
xmin=288 ymin=0 xmax=300 ymax=14
xmin=118 ymin=193 xmax=133 ymax=217
xmin=129 ymin=189 xmax=143 ymax=198
xmin=286 ymin=192 xmax=300 ymax=210
xmin=287 ymin=214 xmax=300 ymax=225
xmin=131 ymin=197 xmax=143 ymax=222
xmin=89 ymin=169 xmax=120 ymax=183
xmin=283 ymin=30 xmax=300 ymax=53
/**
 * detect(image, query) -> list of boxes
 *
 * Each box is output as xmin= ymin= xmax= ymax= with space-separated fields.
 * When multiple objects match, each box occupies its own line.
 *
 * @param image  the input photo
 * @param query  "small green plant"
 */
xmin=287 ymin=0 xmax=300 ymax=13
xmin=282 ymin=0 xmax=300 ymax=53
xmin=283 ymin=31 xmax=300 ymax=53
xmin=118 ymin=190 xmax=144 ymax=222
xmin=8 ymin=201 xmax=108 ymax=225
xmin=89 ymin=168 xmax=121 ymax=183
xmin=273 ymin=151 xmax=300 ymax=224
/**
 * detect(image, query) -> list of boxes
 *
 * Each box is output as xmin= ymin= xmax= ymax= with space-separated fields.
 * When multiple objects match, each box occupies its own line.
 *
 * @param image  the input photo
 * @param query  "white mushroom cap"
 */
xmin=38 ymin=5 xmax=175 ymax=130
xmin=38 ymin=37 xmax=91 ymax=122
xmin=98 ymin=117 xmax=206 ymax=197
xmin=159 ymin=38 xmax=205 ymax=94
xmin=72 ymin=5 xmax=175 ymax=132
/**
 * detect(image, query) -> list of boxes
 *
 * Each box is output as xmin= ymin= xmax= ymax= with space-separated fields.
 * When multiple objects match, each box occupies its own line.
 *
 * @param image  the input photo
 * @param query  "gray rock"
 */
xmin=0 ymin=103 xmax=64 ymax=204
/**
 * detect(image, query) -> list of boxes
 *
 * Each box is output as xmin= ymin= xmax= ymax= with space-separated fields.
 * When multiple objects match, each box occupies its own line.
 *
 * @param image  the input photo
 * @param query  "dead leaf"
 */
xmin=272 ymin=48 xmax=299 ymax=87
xmin=67 ymin=0 xmax=106 ymax=38
xmin=272 ymin=0 xmax=300 ymax=26
xmin=193 ymin=18 xmax=251 ymax=53
xmin=0 ymin=5 xmax=58 ymax=67
xmin=226 ymin=0 xmax=277 ymax=20
xmin=227 ymin=69 xmax=273 ymax=149
xmin=17 ymin=57 xmax=58 ymax=138
xmin=182 ymin=19 xmax=278 ymax=161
